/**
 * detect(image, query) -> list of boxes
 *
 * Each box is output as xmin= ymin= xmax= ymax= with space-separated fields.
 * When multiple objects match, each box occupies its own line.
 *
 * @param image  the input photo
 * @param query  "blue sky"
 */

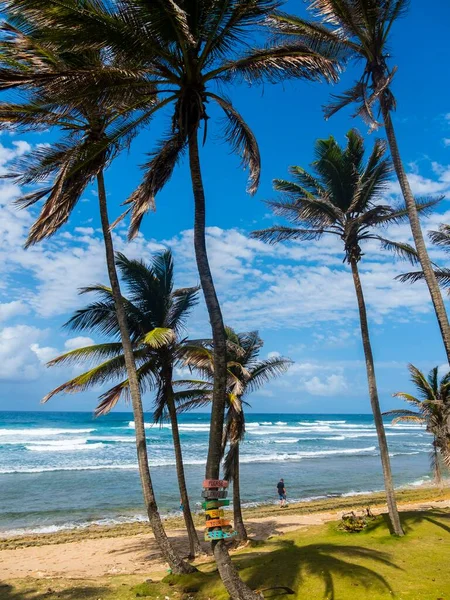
xmin=0 ymin=0 xmax=450 ymax=414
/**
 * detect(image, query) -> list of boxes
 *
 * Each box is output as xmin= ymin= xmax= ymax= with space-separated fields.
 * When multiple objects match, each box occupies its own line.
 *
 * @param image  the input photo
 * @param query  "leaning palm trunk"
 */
xmin=232 ymin=443 xmax=248 ymax=542
xmin=188 ymin=132 xmax=262 ymax=599
xmin=97 ymin=171 xmax=195 ymax=574
xmin=350 ymin=259 xmax=404 ymax=536
xmin=380 ymin=102 xmax=450 ymax=361
xmin=166 ymin=388 xmax=203 ymax=557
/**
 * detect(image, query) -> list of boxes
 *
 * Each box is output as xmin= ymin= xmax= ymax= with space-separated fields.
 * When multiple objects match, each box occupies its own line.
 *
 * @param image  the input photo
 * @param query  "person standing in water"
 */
xmin=277 ymin=478 xmax=287 ymax=507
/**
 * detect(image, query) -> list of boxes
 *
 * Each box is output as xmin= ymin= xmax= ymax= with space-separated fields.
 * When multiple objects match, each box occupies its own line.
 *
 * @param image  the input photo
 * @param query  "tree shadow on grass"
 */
xmin=365 ymin=509 xmax=450 ymax=536
xmin=235 ymin=540 xmax=400 ymax=599
xmin=0 ymin=581 xmax=109 ymax=600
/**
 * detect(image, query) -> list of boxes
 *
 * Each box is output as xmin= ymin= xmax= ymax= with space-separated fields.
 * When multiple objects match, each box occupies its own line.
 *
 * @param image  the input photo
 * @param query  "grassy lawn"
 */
xmin=2 ymin=509 xmax=450 ymax=600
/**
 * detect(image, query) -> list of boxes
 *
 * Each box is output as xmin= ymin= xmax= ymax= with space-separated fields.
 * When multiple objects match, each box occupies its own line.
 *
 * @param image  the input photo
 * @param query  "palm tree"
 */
xmin=268 ymin=0 xmax=450 ymax=362
xmin=43 ymin=250 xmax=205 ymax=557
xmin=252 ymin=130 xmax=439 ymax=536
xmin=10 ymin=2 xmax=342 ymax=593
xmin=384 ymin=364 xmax=450 ymax=487
xmin=180 ymin=328 xmax=291 ymax=541
xmin=0 ymin=15 xmax=194 ymax=573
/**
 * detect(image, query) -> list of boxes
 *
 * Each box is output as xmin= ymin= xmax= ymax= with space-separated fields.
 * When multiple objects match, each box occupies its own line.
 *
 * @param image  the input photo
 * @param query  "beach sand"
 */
xmin=1 ymin=488 xmax=449 ymax=580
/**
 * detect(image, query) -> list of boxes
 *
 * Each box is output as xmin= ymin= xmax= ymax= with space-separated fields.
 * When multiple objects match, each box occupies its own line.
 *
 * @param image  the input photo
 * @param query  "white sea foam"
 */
xmin=389 ymin=451 xmax=421 ymax=456
xmin=128 ymin=421 xmax=211 ymax=432
xmin=274 ymin=438 xmax=299 ymax=444
xmin=26 ymin=442 xmax=105 ymax=452
xmin=240 ymin=446 xmax=377 ymax=463
xmin=0 ymin=428 xmax=96 ymax=437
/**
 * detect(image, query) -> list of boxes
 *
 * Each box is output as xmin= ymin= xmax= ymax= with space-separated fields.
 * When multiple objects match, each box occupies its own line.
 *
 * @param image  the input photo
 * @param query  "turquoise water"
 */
xmin=0 ymin=411 xmax=432 ymax=536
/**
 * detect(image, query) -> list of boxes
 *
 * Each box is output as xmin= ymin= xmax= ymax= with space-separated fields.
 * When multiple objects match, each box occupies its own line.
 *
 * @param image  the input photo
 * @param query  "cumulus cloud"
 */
xmin=64 ymin=336 xmax=95 ymax=350
xmin=0 ymin=300 xmax=29 ymax=321
xmin=0 ymin=325 xmax=50 ymax=381
xmin=303 ymin=373 xmax=348 ymax=396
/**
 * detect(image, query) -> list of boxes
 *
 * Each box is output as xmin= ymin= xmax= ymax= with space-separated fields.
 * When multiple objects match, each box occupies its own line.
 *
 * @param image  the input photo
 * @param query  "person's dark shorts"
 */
xmin=279 ymin=493 xmax=286 ymax=500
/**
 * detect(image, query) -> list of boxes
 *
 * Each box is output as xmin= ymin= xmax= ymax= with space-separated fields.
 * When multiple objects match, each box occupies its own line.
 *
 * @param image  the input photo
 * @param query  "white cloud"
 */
xmin=30 ymin=343 xmax=58 ymax=364
xmin=0 ymin=325 xmax=48 ymax=381
xmin=303 ymin=373 xmax=348 ymax=396
xmin=0 ymin=300 xmax=29 ymax=321
xmin=64 ymin=336 xmax=94 ymax=350
xmin=443 ymin=139 xmax=450 ymax=147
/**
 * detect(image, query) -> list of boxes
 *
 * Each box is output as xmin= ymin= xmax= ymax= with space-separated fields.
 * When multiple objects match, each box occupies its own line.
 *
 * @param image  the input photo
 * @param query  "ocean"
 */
xmin=0 ymin=411 xmax=432 ymax=537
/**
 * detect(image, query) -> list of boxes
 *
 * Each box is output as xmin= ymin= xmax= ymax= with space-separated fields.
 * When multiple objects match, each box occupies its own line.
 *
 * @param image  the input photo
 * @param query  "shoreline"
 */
xmin=2 ymin=483 xmax=449 ymax=551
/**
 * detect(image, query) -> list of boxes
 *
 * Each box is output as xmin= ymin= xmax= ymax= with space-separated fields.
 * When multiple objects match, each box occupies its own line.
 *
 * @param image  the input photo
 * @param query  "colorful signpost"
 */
xmin=202 ymin=479 xmax=237 ymax=541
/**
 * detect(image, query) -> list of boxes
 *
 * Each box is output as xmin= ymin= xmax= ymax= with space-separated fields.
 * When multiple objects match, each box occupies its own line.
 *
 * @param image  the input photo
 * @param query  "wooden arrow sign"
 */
xmin=203 ymin=479 xmax=229 ymax=489
xmin=205 ymin=508 xmax=224 ymax=519
xmin=202 ymin=499 xmax=230 ymax=510
xmin=205 ymin=518 xmax=231 ymax=528
xmin=202 ymin=490 xmax=228 ymax=499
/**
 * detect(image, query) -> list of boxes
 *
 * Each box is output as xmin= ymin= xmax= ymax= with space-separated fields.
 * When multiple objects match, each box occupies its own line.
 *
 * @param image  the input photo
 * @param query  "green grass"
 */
xmin=2 ymin=509 xmax=450 ymax=600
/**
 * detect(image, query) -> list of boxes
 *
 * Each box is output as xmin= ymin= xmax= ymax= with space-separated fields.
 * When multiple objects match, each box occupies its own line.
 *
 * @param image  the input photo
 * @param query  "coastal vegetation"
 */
xmin=0 ymin=0 xmax=449 ymax=598
xmin=385 ymin=364 xmax=450 ymax=486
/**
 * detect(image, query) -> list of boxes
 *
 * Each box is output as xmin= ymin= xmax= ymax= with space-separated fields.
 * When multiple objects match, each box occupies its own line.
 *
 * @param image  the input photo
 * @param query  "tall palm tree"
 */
xmin=253 ymin=130 xmax=438 ymax=536
xmin=8 ymin=2 xmax=342 ymax=594
xmin=43 ymin=250 xmax=204 ymax=557
xmin=269 ymin=0 xmax=450 ymax=362
xmin=0 ymin=15 xmax=194 ymax=573
xmin=180 ymin=328 xmax=291 ymax=541
xmin=384 ymin=364 xmax=450 ymax=487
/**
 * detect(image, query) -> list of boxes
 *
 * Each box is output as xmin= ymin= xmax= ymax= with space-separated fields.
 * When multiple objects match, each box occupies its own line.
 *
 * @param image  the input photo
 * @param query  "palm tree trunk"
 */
xmin=96 ymin=171 xmax=195 ymax=574
xmin=188 ymin=132 xmax=262 ymax=600
xmin=232 ymin=443 xmax=248 ymax=542
xmin=432 ymin=437 xmax=443 ymax=489
xmin=380 ymin=101 xmax=450 ymax=362
xmin=350 ymin=258 xmax=404 ymax=536
xmin=165 ymin=378 xmax=203 ymax=557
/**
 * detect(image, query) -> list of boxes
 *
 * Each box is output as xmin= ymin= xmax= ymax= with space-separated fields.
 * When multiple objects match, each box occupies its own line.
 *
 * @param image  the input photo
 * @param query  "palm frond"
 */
xmin=219 ymin=41 xmax=340 ymax=85
xmin=167 ymin=286 xmax=200 ymax=335
xmin=94 ymin=359 xmax=158 ymax=416
xmin=396 ymin=268 xmax=450 ymax=291
xmin=42 ymin=353 xmax=140 ymax=403
xmin=208 ymin=93 xmax=260 ymax=195
xmin=46 ymin=343 xmax=125 ymax=367
xmin=141 ymin=327 xmax=175 ymax=349
xmin=246 ymin=357 xmax=292 ymax=393
xmin=127 ymin=127 xmax=186 ymax=239
xmin=251 ymin=225 xmax=325 ymax=244
xmin=375 ymin=237 xmax=420 ymax=265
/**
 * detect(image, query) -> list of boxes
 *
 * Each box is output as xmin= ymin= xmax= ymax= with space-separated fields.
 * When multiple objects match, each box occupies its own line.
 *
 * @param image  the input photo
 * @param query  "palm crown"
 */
xmin=44 ymin=250 xmax=201 ymax=417
xmin=384 ymin=364 xmax=450 ymax=474
xmin=270 ymin=0 xmax=407 ymax=128
xmin=0 ymin=14 xmax=155 ymax=246
xmin=252 ymin=129 xmax=431 ymax=263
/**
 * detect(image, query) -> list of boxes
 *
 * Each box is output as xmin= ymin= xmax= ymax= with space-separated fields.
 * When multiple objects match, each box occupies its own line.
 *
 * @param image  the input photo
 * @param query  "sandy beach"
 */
xmin=1 ymin=488 xmax=449 ymax=581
